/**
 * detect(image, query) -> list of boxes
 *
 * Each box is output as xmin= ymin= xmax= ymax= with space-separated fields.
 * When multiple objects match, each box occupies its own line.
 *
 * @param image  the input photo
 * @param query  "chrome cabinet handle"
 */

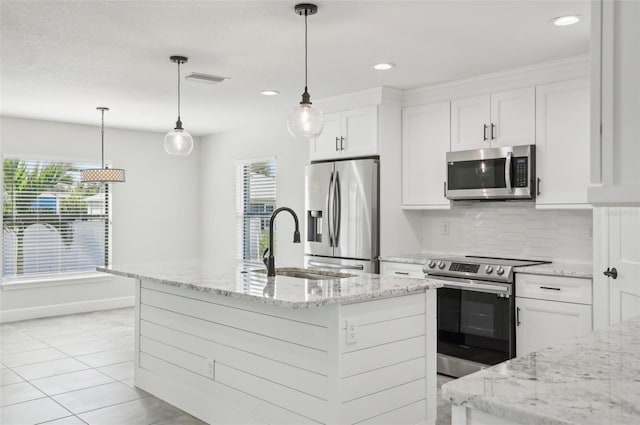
xmin=335 ymin=137 xmax=340 ymax=152
xmin=540 ymin=286 xmax=561 ymax=291
xmin=483 ymin=124 xmax=488 ymax=141
xmin=604 ymin=267 xmax=618 ymax=279
xmin=340 ymin=137 xmax=345 ymax=151
xmin=491 ymin=123 xmax=496 ymax=140
xmin=516 ymin=307 xmax=521 ymax=326
xmin=395 ymin=271 xmax=410 ymax=275
xmin=443 ymin=181 xmax=447 ymax=198
xmin=505 ymin=151 xmax=513 ymax=193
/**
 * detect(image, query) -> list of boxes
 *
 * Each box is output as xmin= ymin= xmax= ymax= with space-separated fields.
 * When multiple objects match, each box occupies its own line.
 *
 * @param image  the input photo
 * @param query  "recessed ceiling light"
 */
xmin=551 ymin=15 xmax=581 ymax=26
xmin=260 ymin=90 xmax=280 ymax=96
xmin=373 ymin=63 xmax=395 ymax=71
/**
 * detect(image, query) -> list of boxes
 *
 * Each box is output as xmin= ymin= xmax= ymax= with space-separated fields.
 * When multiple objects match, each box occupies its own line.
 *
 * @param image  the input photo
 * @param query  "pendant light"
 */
xmin=287 ymin=3 xmax=324 ymax=139
xmin=164 ymin=55 xmax=194 ymax=156
xmin=81 ymin=107 xmax=125 ymax=183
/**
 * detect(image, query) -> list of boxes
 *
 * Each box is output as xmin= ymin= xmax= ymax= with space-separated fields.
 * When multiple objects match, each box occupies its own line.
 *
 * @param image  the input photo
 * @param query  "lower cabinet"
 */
xmin=515 ymin=274 xmax=593 ymax=357
xmin=380 ymin=261 xmax=425 ymax=279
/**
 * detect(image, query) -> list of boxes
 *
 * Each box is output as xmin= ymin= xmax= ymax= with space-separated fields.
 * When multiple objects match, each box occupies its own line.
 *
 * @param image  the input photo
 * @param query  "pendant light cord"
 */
xmin=100 ymin=109 xmax=105 ymax=168
xmin=177 ymin=60 xmax=182 ymax=122
xmin=304 ymin=10 xmax=308 ymax=91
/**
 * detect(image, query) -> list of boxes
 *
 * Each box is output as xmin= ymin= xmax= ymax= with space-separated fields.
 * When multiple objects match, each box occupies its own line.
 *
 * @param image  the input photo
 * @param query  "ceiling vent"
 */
xmin=184 ymin=73 xmax=229 ymax=85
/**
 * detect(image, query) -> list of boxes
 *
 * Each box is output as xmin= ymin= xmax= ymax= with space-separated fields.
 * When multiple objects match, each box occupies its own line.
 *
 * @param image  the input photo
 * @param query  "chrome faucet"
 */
xmin=263 ymin=207 xmax=301 ymax=277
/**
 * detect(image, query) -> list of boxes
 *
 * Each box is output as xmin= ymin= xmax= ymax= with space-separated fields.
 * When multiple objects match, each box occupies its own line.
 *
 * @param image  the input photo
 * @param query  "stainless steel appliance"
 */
xmin=446 ymin=145 xmax=536 ymax=200
xmin=304 ymin=158 xmax=379 ymax=273
xmin=424 ymin=255 xmax=549 ymax=377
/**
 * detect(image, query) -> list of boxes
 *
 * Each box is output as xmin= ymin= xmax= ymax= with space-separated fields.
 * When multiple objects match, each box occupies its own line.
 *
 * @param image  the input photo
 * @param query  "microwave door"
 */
xmin=304 ymin=162 xmax=334 ymax=257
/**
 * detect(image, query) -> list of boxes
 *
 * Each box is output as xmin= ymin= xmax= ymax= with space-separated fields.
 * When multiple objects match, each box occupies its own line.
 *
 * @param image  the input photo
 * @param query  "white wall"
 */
xmin=199 ymin=120 xmax=307 ymax=270
xmin=0 ymin=116 xmax=200 ymax=321
xmin=418 ymin=202 xmax=593 ymax=262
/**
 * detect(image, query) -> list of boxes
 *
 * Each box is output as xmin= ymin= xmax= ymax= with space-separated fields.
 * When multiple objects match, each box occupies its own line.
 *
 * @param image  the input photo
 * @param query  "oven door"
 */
xmin=446 ymin=145 xmax=535 ymax=200
xmin=433 ymin=276 xmax=515 ymax=377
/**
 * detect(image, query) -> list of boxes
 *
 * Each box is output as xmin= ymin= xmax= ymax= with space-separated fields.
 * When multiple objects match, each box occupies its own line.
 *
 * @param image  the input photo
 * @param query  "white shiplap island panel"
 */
xmin=100 ymin=261 xmax=440 ymax=425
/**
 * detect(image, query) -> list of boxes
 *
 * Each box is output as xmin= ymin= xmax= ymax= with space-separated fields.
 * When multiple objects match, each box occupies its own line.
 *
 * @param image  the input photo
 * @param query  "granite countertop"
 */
xmin=514 ymin=262 xmax=593 ymax=279
xmin=381 ymin=253 xmax=593 ymax=278
xmin=99 ymin=260 xmax=441 ymax=309
xmin=442 ymin=317 xmax=640 ymax=425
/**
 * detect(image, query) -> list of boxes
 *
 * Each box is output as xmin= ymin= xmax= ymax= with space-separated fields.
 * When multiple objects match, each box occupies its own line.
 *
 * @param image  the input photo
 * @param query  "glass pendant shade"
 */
xmin=164 ymin=128 xmax=194 ymax=156
xmin=287 ymin=103 xmax=324 ymax=138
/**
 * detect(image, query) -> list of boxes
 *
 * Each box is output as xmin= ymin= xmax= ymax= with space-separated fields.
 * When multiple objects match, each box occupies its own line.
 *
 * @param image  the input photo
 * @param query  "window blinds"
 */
xmin=2 ymin=158 xmax=111 ymax=280
xmin=236 ymin=159 xmax=277 ymax=263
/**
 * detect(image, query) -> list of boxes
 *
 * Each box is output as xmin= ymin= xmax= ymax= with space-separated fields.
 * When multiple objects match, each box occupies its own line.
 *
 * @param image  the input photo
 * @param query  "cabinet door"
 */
xmin=401 ymin=102 xmax=451 ymax=208
xmin=609 ymin=208 xmax=640 ymax=324
xmin=309 ymin=112 xmax=342 ymax=162
xmin=489 ymin=87 xmax=535 ymax=148
xmin=516 ymin=297 xmax=592 ymax=356
xmin=341 ymin=106 xmax=378 ymax=158
xmin=450 ymin=95 xmax=490 ymax=151
xmin=535 ymin=79 xmax=590 ymax=207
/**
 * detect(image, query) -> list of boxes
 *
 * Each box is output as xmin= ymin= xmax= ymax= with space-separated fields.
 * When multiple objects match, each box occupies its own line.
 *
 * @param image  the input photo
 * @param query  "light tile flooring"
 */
xmin=0 ymin=308 xmax=205 ymax=425
xmin=1 ymin=308 xmax=455 ymax=425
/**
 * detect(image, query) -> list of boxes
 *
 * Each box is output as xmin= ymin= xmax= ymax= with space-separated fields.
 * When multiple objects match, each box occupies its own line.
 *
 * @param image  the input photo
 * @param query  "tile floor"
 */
xmin=1 ymin=308 xmax=455 ymax=425
xmin=0 ymin=308 xmax=205 ymax=425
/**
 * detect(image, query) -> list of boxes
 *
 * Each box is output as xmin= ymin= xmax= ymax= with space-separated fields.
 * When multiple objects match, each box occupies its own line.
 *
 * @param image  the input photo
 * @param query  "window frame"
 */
xmin=1 ymin=154 xmax=115 ymax=287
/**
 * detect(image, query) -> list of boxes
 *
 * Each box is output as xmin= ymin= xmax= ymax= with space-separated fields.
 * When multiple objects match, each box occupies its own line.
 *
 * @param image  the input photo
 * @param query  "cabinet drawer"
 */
xmin=516 ymin=274 xmax=592 ymax=305
xmin=380 ymin=261 xmax=425 ymax=278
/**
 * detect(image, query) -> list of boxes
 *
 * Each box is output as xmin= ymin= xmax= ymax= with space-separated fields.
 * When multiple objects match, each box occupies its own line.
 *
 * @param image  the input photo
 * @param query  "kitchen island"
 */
xmin=442 ymin=316 xmax=640 ymax=425
xmin=100 ymin=261 xmax=441 ymax=425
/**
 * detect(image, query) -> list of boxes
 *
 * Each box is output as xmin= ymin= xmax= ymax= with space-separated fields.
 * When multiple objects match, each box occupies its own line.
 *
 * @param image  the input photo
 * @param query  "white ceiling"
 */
xmin=0 ymin=0 xmax=590 ymax=136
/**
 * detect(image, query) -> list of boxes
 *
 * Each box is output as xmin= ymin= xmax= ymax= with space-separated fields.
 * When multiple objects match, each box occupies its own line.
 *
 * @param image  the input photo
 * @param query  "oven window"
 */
xmin=437 ymin=287 xmax=512 ymax=365
xmin=448 ymin=158 xmax=506 ymax=190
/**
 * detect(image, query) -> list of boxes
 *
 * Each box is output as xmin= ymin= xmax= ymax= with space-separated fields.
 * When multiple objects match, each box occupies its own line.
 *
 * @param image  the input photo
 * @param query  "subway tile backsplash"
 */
xmin=420 ymin=202 xmax=593 ymax=263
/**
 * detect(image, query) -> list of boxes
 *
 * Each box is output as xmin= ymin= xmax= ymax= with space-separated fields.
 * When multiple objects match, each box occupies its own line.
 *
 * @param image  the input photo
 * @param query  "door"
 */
xmin=401 ymin=102 xmax=451 ymax=208
xmin=333 ymin=159 xmax=378 ymax=260
xmin=309 ymin=112 xmax=341 ymax=162
xmin=490 ymin=87 xmax=535 ymax=148
xmin=609 ymin=207 xmax=640 ymax=323
xmin=516 ymin=297 xmax=592 ymax=356
xmin=341 ymin=106 xmax=378 ymax=158
xmin=450 ymin=95 xmax=490 ymax=151
xmin=535 ymin=79 xmax=590 ymax=207
xmin=304 ymin=162 xmax=334 ymax=257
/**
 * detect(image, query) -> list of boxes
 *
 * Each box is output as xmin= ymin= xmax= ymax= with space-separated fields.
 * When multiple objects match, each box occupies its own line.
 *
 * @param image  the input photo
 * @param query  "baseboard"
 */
xmin=0 ymin=296 xmax=134 ymax=323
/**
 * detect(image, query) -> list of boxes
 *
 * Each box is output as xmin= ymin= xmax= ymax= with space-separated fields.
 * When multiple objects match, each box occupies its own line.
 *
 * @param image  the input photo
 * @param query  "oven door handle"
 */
xmin=430 ymin=277 xmax=511 ymax=297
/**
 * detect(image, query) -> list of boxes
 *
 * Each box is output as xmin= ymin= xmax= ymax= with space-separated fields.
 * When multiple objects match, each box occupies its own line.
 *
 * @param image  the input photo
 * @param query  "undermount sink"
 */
xmin=252 ymin=267 xmax=355 ymax=280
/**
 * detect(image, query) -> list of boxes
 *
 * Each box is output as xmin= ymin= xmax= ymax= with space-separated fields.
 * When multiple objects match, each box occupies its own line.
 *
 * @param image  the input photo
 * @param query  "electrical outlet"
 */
xmin=205 ymin=358 xmax=215 ymax=379
xmin=345 ymin=319 xmax=358 ymax=344
xmin=442 ymin=222 xmax=450 ymax=236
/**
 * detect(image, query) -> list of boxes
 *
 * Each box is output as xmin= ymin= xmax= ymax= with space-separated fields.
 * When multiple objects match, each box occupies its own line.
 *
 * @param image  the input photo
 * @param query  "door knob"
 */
xmin=603 ymin=267 xmax=618 ymax=279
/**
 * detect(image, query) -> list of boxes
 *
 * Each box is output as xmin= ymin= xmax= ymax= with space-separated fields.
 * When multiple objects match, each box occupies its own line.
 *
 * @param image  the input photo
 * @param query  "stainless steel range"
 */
xmin=423 ymin=255 xmax=550 ymax=378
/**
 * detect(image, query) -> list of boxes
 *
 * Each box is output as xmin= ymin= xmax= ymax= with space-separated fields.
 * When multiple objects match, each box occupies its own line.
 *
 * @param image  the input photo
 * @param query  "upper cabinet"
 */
xmin=450 ymin=87 xmax=535 ymax=151
xmin=535 ymin=78 xmax=590 ymax=208
xmin=309 ymin=106 xmax=378 ymax=162
xmin=401 ymin=101 xmax=451 ymax=209
xmin=589 ymin=0 xmax=640 ymax=206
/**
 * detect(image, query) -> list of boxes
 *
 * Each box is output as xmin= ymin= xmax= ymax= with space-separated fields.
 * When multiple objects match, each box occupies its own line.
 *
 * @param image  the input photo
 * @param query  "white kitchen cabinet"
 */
xmin=535 ymin=78 xmax=590 ymax=208
xmin=401 ymin=101 xmax=451 ymax=209
xmin=515 ymin=273 xmax=592 ymax=356
xmin=515 ymin=297 xmax=592 ymax=357
xmin=589 ymin=0 xmax=640 ymax=206
xmin=380 ymin=261 xmax=425 ymax=279
xmin=309 ymin=106 xmax=378 ymax=161
xmin=451 ymin=87 xmax=534 ymax=152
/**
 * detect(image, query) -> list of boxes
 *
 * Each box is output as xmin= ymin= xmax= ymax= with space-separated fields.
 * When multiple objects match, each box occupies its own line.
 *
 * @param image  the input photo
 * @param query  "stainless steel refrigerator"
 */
xmin=304 ymin=158 xmax=379 ymax=273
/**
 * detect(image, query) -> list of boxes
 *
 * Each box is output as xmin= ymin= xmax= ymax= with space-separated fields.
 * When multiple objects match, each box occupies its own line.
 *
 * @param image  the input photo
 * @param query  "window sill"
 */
xmin=1 ymin=272 xmax=114 ymax=291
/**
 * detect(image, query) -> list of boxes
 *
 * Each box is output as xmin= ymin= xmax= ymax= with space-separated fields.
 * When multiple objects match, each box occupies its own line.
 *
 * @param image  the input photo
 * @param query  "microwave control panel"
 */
xmin=514 ymin=157 xmax=528 ymax=187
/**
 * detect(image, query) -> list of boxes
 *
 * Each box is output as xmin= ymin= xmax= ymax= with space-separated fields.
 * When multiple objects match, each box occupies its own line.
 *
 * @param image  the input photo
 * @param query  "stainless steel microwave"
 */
xmin=446 ymin=145 xmax=536 ymax=200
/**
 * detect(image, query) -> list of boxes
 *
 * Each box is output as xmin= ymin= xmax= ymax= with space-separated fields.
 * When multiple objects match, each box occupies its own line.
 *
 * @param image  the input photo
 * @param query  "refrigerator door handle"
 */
xmin=334 ymin=171 xmax=341 ymax=248
xmin=326 ymin=171 xmax=334 ymax=247
xmin=308 ymin=260 xmax=364 ymax=271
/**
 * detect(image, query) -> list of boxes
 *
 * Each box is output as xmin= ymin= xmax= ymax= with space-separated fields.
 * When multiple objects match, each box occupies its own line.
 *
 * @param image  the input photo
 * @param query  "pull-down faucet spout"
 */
xmin=263 ymin=207 xmax=301 ymax=277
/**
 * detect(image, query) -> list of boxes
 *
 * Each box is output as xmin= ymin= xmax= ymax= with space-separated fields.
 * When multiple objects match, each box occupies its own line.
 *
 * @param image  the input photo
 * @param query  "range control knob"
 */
xmin=485 ymin=266 xmax=494 ymax=274
xmin=496 ymin=266 xmax=505 ymax=276
xmin=438 ymin=261 xmax=446 ymax=269
xmin=427 ymin=260 xmax=436 ymax=269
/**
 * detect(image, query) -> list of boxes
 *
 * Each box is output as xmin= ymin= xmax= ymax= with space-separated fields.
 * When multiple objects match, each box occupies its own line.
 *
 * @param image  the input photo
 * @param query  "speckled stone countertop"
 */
xmin=514 ymin=262 xmax=593 ymax=279
xmin=442 ymin=317 xmax=640 ymax=425
xmin=98 ymin=260 xmax=441 ymax=309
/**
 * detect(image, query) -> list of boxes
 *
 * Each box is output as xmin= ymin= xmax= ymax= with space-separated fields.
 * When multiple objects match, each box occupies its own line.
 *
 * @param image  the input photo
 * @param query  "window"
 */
xmin=2 ymin=158 xmax=111 ymax=281
xmin=236 ymin=158 xmax=276 ymax=263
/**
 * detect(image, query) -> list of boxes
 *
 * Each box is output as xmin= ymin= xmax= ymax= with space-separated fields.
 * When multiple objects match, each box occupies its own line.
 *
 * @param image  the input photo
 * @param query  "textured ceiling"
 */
xmin=0 ymin=0 xmax=590 ymax=136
